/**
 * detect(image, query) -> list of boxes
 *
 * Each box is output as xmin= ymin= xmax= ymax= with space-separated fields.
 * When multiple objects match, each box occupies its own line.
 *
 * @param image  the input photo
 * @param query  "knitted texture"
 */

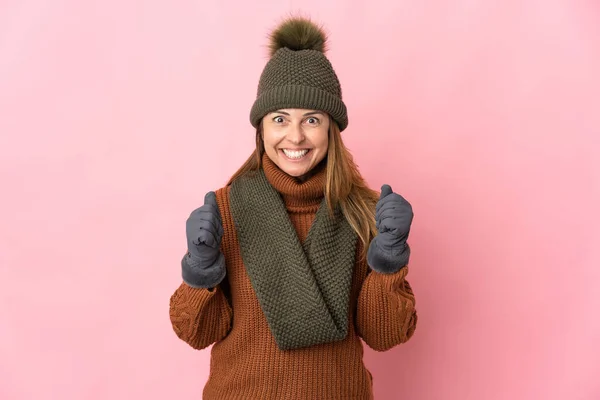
xmin=229 ymin=162 xmax=357 ymax=350
xmin=168 ymin=154 xmax=418 ymax=399
xmin=250 ymin=47 xmax=348 ymax=131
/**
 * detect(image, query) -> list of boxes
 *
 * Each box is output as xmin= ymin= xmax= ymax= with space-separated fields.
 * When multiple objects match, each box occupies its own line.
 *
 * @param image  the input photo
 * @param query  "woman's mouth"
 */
xmin=281 ymin=149 xmax=310 ymax=160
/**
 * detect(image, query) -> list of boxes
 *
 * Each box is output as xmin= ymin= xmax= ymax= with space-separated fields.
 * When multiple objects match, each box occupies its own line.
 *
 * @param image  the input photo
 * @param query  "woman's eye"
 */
xmin=306 ymin=117 xmax=319 ymax=125
xmin=273 ymin=116 xmax=285 ymax=123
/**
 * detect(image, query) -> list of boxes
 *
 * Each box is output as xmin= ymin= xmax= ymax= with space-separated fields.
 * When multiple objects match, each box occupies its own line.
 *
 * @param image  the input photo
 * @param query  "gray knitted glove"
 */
xmin=367 ymin=184 xmax=413 ymax=274
xmin=182 ymin=191 xmax=226 ymax=288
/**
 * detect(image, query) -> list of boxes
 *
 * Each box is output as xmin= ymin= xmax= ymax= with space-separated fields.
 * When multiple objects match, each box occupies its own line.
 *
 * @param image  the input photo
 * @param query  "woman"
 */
xmin=169 ymin=16 xmax=417 ymax=399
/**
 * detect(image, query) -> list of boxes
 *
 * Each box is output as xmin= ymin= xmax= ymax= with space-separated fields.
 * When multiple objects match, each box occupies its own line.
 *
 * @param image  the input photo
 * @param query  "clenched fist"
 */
xmin=367 ymin=184 xmax=413 ymax=274
xmin=182 ymin=191 xmax=226 ymax=288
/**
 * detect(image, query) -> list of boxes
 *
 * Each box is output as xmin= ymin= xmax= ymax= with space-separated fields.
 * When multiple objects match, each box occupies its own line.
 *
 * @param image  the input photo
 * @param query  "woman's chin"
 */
xmin=276 ymin=157 xmax=311 ymax=176
xmin=281 ymin=166 xmax=308 ymax=177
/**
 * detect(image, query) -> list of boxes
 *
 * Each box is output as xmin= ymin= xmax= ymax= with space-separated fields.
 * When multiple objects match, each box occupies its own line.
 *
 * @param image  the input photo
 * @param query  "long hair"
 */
xmin=226 ymin=120 xmax=379 ymax=258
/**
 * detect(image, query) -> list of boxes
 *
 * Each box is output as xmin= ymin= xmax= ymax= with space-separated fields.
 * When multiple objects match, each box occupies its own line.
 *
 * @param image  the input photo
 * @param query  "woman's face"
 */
xmin=262 ymin=108 xmax=330 ymax=179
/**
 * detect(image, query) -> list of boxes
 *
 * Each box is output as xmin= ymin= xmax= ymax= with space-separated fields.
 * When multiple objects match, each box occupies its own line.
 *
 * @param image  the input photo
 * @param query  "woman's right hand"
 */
xmin=182 ymin=191 xmax=226 ymax=288
xmin=186 ymin=191 xmax=223 ymax=257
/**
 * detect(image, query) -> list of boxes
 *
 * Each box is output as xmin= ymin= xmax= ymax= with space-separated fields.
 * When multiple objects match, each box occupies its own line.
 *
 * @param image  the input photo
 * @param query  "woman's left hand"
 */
xmin=367 ymin=184 xmax=413 ymax=274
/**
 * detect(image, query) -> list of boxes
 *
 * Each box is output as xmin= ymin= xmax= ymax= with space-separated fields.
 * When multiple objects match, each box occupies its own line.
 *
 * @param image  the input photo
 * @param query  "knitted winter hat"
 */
xmin=249 ymin=17 xmax=348 ymax=131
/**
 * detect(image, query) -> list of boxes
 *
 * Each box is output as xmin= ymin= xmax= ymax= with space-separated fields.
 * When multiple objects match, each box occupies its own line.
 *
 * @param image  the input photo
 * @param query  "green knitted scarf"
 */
xmin=229 ymin=169 xmax=358 ymax=351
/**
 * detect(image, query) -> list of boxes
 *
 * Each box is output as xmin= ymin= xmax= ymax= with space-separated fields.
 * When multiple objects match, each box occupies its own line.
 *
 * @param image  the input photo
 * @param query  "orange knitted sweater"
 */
xmin=169 ymin=155 xmax=417 ymax=399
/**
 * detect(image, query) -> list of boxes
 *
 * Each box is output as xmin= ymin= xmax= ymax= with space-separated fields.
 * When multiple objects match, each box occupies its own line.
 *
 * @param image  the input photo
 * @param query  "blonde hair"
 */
xmin=227 ymin=120 xmax=379 ymax=258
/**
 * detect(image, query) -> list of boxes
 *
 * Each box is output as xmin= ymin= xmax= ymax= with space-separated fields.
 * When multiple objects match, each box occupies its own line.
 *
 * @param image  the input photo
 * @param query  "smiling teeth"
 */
xmin=283 ymin=149 xmax=308 ymax=159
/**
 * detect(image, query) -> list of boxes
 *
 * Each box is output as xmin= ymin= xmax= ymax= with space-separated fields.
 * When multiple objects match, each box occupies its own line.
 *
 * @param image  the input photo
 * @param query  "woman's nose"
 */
xmin=287 ymin=124 xmax=305 ymax=144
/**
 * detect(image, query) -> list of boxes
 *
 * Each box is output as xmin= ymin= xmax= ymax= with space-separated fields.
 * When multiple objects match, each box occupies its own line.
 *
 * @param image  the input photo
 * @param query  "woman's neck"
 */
xmin=262 ymin=153 xmax=326 ymax=210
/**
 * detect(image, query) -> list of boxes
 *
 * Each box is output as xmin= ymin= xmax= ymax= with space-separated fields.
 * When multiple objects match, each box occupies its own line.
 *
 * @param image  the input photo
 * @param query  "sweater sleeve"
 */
xmin=356 ymin=266 xmax=417 ymax=351
xmin=169 ymin=281 xmax=233 ymax=350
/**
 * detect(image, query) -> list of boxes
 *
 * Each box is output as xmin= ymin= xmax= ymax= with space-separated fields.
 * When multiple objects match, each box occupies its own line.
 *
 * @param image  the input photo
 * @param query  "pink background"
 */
xmin=1 ymin=1 xmax=599 ymax=399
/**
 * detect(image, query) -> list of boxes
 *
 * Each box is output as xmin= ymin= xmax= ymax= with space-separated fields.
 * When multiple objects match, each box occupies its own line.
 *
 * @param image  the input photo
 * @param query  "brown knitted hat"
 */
xmin=250 ymin=17 xmax=348 ymax=131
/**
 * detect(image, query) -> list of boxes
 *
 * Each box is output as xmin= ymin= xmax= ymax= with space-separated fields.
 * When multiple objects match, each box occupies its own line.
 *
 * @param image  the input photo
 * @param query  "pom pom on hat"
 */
xmin=268 ymin=16 xmax=328 ymax=57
